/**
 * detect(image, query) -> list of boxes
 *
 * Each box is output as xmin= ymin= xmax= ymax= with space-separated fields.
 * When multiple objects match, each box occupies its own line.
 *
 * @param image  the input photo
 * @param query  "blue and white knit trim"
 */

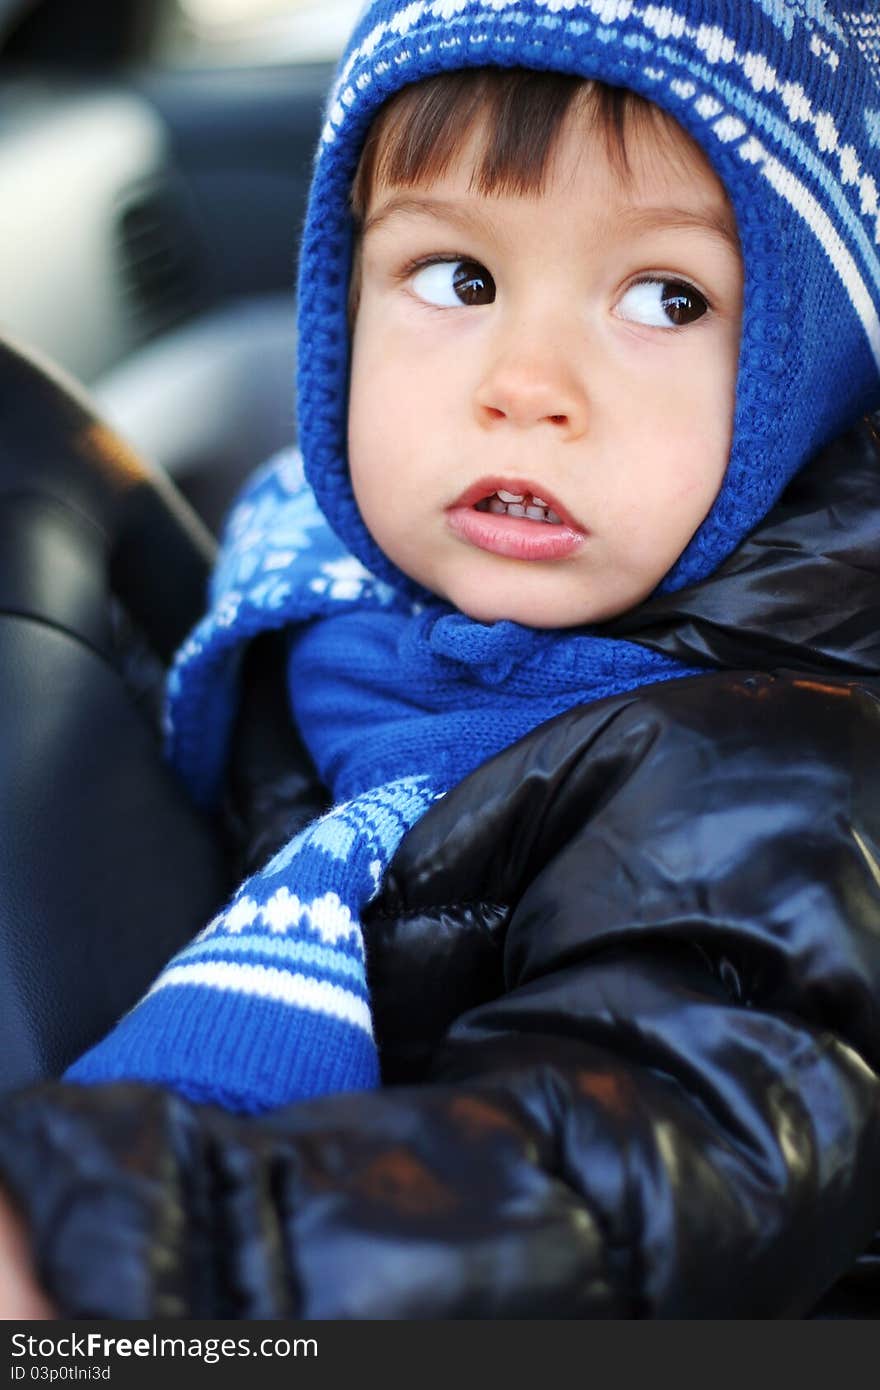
xmin=65 ymin=776 xmax=442 ymax=1111
xmin=164 ymin=447 xmax=410 ymax=809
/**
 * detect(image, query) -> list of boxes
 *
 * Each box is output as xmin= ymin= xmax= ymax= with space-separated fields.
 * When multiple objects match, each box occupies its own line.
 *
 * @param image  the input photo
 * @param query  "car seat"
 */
xmin=0 ymin=333 xmax=233 ymax=1090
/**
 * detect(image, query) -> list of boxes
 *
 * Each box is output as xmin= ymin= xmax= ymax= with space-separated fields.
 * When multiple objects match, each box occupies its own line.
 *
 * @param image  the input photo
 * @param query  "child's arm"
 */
xmin=0 ymin=671 xmax=878 ymax=1317
xmin=0 ymin=1013 xmax=875 ymax=1319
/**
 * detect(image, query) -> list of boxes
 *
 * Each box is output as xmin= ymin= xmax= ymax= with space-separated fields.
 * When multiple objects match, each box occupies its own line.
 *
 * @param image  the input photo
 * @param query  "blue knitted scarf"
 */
xmin=66 ymin=450 xmax=697 ymax=1109
xmin=65 ymin=0 xmax=880 ymax=1112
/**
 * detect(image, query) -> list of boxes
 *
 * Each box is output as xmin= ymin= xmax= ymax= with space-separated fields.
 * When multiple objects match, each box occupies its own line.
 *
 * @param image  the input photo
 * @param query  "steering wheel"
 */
xmin=0 ymin=334 xmax=229 ymax=1092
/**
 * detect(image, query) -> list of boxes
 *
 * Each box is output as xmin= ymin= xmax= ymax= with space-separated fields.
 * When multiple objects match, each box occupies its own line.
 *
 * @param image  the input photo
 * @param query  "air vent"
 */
xmin=116 ymin=179 xmax=201 ymax=339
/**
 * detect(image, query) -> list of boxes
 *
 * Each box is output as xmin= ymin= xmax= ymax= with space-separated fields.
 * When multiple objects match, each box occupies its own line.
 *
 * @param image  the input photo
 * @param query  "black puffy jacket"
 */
xmin=1 ymin=423 xmax=880 ymax=1319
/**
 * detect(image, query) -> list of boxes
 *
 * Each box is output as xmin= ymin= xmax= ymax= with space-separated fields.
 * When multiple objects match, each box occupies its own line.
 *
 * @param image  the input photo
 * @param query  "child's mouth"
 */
xmin=447 ymin=478 xmax=585 ymax=562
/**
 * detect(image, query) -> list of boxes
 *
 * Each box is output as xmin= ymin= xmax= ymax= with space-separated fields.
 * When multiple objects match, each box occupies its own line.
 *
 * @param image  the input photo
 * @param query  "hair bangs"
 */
xmin=349 ymin=68 xmax=678 ymax=222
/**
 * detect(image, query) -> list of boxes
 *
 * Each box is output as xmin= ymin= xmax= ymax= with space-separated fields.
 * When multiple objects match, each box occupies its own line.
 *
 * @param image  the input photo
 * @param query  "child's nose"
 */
xmin=474 ymin=340 xmax=588 ymax=438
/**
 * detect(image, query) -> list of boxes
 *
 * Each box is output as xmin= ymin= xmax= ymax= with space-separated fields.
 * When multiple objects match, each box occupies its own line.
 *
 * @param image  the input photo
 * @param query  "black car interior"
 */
xmin=0 ymin=335 xmax=227 ymax=1088
xmin=0 ymin=0 xmax=334 ymax=1088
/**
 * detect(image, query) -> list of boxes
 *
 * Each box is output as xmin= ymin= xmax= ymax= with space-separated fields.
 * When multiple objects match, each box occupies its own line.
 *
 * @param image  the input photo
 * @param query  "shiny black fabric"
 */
xmin=1 ymin=424 xmax=880 ymax=1318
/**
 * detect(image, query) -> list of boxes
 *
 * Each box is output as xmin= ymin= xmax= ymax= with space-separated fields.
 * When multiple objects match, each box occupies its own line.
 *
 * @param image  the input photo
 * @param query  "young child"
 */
xmin=62 ymin=60 xmax=747 ymax=1109
xmin=0 ymin=0 xmax=879 ymax=1318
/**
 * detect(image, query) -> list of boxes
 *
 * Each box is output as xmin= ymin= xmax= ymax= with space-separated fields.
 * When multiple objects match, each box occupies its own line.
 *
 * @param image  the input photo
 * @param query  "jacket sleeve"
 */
xmin=0 ymin=673 xmax=879 ymax=1318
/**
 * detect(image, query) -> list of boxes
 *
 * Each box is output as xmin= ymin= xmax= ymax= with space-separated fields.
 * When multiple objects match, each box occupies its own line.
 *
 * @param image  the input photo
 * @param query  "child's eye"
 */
xmin=410 ymin=259 xmax=496 ymax=307
xmin=617 ymin=278 xmax=709 ymax=329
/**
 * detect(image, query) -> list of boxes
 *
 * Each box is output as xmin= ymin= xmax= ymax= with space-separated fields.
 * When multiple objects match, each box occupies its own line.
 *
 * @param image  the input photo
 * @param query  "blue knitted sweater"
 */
xmin=66 ymin=0 xmax=880 ymax=1112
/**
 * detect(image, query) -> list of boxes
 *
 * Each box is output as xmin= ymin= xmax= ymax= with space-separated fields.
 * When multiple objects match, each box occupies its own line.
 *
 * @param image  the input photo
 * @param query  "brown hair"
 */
xmin=348 ymin=68 xmax=691 ymax=317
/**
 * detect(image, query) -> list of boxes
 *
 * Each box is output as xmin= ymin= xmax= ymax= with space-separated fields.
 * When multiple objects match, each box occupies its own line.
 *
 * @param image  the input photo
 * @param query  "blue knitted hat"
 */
xmin=297 ymin=0 xmax=880 ymax=597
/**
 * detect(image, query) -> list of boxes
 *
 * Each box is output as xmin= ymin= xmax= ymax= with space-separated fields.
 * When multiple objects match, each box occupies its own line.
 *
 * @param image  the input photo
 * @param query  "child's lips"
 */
xmin=446 ymin=477 xmax=586 ymax=562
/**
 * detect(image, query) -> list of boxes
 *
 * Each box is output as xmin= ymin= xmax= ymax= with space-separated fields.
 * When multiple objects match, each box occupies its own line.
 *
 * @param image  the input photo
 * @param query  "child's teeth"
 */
xmin=475 ymin=489 xmax=564 ymax=524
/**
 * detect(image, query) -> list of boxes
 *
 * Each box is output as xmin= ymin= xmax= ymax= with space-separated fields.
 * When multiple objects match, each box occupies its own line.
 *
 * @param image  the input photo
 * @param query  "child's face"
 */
xmin=348 ymin=102 xmax=743 ymax=627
